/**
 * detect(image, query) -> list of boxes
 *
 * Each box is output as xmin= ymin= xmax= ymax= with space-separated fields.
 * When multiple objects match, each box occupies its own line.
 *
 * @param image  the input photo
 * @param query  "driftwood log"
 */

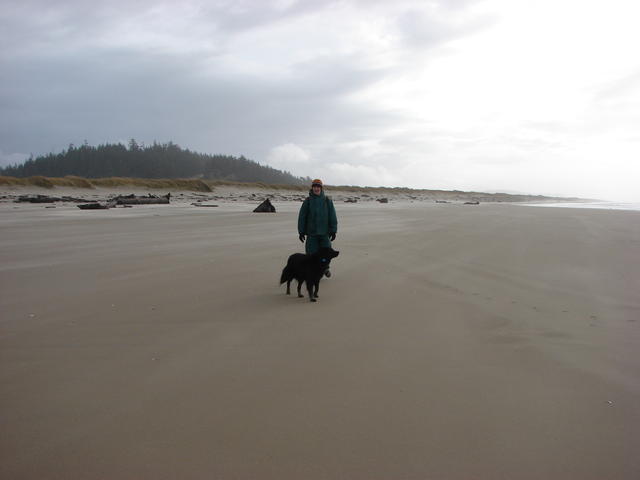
xmin=78 ymin=203 xmax=110 ymax=210
xmin=16 ymin=195 xmax=92 ymax=203
xmin=114 ymin=194 xmax=170 ymax=205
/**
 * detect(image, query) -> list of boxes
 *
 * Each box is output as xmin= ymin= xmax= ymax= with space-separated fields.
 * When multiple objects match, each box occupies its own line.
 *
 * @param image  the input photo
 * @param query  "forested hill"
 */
xmin=0 ymin=141 xmax=308 ymax=185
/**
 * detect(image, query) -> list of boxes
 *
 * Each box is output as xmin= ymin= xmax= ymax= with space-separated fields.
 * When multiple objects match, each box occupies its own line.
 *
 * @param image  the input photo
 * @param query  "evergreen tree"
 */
xmin=0 ymin=141 xmax=306 ymax=185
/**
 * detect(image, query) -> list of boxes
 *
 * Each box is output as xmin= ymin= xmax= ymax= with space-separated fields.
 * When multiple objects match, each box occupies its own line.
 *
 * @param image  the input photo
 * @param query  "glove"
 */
xmin=330 ymin=232 xmax=336 ymax=241
xmin=299 ymin=234 xmax=306 ymax=243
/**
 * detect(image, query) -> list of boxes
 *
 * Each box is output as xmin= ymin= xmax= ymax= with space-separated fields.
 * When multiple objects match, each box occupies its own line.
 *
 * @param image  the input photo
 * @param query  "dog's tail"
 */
xmin=280 ymin=265 xmax=292 ymax=285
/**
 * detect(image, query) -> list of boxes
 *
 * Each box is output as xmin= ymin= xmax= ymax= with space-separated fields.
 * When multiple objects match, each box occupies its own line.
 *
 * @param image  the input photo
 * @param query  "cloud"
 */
xmin=266 ymin=143 xmax=311 ymax=173
xmin=0 ymin=149 xmax=29 ymax=168
xmin=321 ymin=162 xmax=400 ymax=187
xmin=1 ymin=0 xmax=640 ymax=201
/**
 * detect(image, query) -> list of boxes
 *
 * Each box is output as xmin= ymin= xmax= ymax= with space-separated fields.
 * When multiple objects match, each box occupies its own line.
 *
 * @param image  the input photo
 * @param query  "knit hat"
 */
xmin=311 ymin=179 xmax=323 ymax=187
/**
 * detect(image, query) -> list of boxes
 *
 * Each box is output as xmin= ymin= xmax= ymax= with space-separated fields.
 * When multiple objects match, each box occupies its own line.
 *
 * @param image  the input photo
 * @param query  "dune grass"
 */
xmin=0 ymin=175 xmax=512 ymax=196
xmin=0 ymin=175 xmax=311 ymax=192
xmin=91 ymin=177 xmax=212 ymax=192
xmin=205 ymin=179 xmax=307 ymax=191
xmin=0 ymin=176 xmax=213 ymax=192
xmin=0 ymin=176 xmax=57 ymax=188
xmin=0 ymin=175 xmax=582 ymax=201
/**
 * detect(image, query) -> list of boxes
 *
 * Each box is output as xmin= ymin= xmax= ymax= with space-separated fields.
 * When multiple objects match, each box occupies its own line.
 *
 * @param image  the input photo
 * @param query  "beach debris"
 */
xmin=112 ymin=193 xmax=170 ymax=205
xmin=436 ymin=200 xmax=450 ymax=203
xmin=16 ymin=195 xmax=60 ymax=203
xmin=253 ymin=198 xmax=276 ymax=212
xmin=15 ymin=194 xmax=93 ymax=203
xmin=377 ymin=198 xmax=389 ymax=203
xmin=344 ymin=197 xmax=358 ymax=203
xmin=77 ymin=202 xmax=111 ymax=210
xmin=192 ymin=203 xmax=219 ymax=207
xmin=464 ymin=201 xmax=480 ymax=205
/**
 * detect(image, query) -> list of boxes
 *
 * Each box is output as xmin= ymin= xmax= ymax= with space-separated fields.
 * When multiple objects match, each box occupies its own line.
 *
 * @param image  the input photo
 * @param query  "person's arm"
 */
xmin=328 ymin=198 xmax=338 ymax=235
xmin=298 ymin=199 xmax=309 ymax=237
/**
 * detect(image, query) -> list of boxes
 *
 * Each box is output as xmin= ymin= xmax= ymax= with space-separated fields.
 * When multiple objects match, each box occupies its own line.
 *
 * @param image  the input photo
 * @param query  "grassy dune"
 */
xmin=0 ymin=176 xmax=306 ymax=192
xmin=0 ymin=176 xmax=213 ymax=192
xmin=0 ymin=175 xmax=585 ymax=202
xmin=0 ymin=175 xmax=499 ymax=194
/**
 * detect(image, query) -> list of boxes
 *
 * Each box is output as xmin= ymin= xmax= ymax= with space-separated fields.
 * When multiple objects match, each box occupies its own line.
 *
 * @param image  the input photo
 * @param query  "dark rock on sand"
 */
xmin=253 ymin=199 xmax=276 ymax=212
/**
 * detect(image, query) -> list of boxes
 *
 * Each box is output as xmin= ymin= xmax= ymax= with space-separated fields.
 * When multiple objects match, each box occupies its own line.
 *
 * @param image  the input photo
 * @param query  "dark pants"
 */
xmin=305 ymin=234 xmax=331 ymax=254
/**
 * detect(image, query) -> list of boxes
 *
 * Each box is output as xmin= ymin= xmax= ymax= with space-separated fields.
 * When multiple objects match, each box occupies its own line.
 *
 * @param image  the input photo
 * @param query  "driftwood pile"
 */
xmin=15 ymin=194 xmax=92 ymax=203
xmin=77 ymin=194 xmax=171 ymax=210
xmin=113 ymin=194 xmax=170 ymax=205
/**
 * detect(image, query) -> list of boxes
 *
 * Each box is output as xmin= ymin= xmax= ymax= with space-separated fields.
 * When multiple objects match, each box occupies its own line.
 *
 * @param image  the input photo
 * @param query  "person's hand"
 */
xmin=299 ymin=234 xmax=306 ymax=243
xmin=330 ymin=232 xmax=336 ymax=241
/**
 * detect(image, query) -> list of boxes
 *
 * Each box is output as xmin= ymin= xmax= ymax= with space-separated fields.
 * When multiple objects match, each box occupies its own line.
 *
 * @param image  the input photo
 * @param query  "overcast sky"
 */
xmin=2 ymin=0 xmax=639 ymax=200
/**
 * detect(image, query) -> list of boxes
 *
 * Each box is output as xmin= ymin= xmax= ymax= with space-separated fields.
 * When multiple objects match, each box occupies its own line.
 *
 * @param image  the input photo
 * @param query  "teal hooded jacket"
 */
xmin=298 ymin=190 xmax=338 ymax=236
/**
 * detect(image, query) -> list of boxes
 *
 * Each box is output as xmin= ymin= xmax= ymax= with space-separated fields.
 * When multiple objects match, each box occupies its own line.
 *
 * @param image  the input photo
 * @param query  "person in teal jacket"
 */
xmin=298 ymin=178 xmax=338 ymax=275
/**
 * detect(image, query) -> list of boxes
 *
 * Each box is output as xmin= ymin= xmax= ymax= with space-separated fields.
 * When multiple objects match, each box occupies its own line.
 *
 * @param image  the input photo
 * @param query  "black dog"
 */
xmin=280 ymin=247 xmax=340 ymax=302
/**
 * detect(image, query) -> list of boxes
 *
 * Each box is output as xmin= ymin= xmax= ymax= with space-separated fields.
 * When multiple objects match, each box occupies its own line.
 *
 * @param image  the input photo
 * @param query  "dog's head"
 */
xmin=316 ymin=247 xmax=339 ymax=266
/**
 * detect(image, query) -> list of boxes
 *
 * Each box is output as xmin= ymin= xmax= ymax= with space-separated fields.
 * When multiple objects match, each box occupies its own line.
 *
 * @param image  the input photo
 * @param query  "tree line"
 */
xmin=0 ymin=140 xmax=308 ymax=185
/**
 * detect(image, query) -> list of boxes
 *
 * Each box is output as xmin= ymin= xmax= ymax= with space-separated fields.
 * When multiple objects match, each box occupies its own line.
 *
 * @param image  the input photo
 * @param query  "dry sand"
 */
xmin=1 ymin=190 xmax=639 ymax=479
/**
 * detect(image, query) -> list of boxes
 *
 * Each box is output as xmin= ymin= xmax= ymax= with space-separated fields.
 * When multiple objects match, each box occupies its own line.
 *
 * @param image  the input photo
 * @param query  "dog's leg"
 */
xmin=286 ymin=280 xmax=291 ymax=295
xmin=313 ymin=280 xmax=319 ymax=298
xmin=297 ymin=280 xmax=304 ymax=298
xmin=306 ymin=280 xmax=316 ymax=302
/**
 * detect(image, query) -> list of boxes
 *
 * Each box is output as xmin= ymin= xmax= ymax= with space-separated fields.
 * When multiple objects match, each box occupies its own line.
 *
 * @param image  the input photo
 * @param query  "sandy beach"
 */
xmin=1 ymin=188 xmax=639 ymax=479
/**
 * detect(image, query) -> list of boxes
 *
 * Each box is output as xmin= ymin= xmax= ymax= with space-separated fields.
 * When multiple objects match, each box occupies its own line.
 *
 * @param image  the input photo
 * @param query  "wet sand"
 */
xmin=1 ymin=197 xmax=639 ymax=479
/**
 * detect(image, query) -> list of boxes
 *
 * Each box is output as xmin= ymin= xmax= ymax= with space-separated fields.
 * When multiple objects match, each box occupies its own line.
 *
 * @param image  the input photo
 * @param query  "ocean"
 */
xmin=521 ymin=201 xmax=640 ymax=212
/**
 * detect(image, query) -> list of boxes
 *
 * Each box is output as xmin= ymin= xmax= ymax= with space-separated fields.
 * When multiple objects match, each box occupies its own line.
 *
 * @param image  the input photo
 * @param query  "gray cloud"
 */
xmin=4 ymin=0 xmax=440 ymax=164
xmin=0 ymin=41 xmax=395 ymax=161
xmin=1 ymin=0 xmax=485 ymax=159
xmin=2 ymin=0 xmax=638 ymax=201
